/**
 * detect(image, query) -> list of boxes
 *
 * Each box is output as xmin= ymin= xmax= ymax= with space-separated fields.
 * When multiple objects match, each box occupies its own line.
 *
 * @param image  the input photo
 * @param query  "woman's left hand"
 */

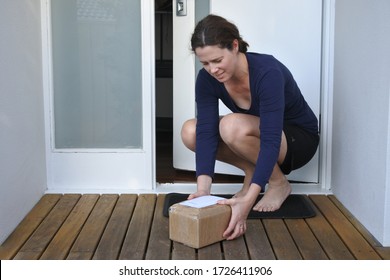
xmin=217 ymin=196 xmax=253 ymax=240
xmin=217 ymin=183 xmax=261 ymax=240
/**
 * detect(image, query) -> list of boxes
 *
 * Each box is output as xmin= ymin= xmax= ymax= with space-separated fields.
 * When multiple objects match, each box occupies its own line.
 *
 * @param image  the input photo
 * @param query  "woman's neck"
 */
xmin=227 ymin=53 xmax=248 ymax=85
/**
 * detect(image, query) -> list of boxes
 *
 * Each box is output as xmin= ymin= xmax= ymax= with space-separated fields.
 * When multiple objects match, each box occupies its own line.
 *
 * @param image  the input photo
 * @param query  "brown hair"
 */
xmin=191 ymin=14 xmax=249 ymax=53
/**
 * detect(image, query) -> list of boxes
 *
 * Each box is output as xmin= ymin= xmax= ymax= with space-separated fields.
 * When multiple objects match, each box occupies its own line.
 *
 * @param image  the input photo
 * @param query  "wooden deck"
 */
xmin=0 ymin=193 xmax=389 ymax=260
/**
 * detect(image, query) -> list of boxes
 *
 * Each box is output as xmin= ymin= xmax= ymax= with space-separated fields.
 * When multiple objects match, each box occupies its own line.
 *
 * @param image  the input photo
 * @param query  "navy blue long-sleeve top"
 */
xmin=195 ymin=52 xmax=319 ymax=189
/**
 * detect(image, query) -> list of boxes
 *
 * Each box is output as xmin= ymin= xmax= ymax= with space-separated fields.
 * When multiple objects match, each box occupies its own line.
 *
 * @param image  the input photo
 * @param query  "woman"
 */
xmin=181 ymin=15 xmax=319 ymax=241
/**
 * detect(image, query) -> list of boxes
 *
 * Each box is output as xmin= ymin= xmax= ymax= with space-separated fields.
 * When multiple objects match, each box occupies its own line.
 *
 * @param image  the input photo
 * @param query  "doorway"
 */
xmin=154 ymin=0 xmax=243 ymax=184
xmin=155 ymin=0 xmax=174 ymax=182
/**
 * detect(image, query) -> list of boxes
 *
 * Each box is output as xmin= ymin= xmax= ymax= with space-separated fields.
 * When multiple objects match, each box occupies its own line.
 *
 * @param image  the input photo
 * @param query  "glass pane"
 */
xmin=51 ymin=0 xmax=142 ymax=149
xmin=195 ymin=0 xmax=209 ymax=75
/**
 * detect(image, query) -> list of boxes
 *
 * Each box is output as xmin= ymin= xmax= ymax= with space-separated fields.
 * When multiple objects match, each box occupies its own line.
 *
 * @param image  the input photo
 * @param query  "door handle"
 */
xmin=176 ymin=0 xmax=187 ymax=16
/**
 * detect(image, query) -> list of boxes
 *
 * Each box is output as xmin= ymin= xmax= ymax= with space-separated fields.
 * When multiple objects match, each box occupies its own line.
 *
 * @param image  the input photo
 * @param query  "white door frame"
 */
xmin=318 ymin=0 xmax=335 ymax=193
xmin=40 ymin=0 xmax=335 ymax=194
xmin=161 ymin=0 xmax=335 ymax=194
xmin=41 ymin=0 xmax=156 ymax=193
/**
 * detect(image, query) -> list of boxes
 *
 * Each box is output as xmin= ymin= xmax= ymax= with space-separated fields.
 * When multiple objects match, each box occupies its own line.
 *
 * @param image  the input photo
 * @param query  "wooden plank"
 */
xmin=93 ymin=194 xmax=137 ymax=260
xmin=171 ymin=242 xmax=196 ymax=260
xmin=145 ymin=194 xmax=171 ymax=260
xmin=284 ymin=219 xmax=328 ymax=260
xmin=306 ymin=197 xmax=355 ymax=259
xmin=67 ymin=194 xmax=118 ymax=260
xmin=0 ymin=194 xmax=62 ymax=260
xmin=7 ymin=193 xmax=388 ymax=261
xmin=310 ymin=195 xmax=381 ymax=260
xmin=118 ymin=194 xmax=156 ymax=260
xmin=13 ymin=194 xmax=80 ymax=260
xmin=262 ymin=219 xmax=302 ymax=260
xmin=328 ymin=195 xmax=383 ymax=246
xmin=328 ymin=195 xmax=390 ymax=259
xmin=375 ymin=247 xmax=390 ymax=260
xmin=198 ymin=242 xmax=223 ymax=260
xmin=244 ymin=219 xmax=275 ymax=260
xmin=40 ymin=194 xmax=99 ymax=260
xmin=222 ymin=236 xmax=249 ymax=260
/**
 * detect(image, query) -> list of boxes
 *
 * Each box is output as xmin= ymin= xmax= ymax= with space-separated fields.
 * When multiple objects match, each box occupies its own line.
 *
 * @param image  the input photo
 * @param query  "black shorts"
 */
xmin=279 ymin=125 xmax=319 ymax=175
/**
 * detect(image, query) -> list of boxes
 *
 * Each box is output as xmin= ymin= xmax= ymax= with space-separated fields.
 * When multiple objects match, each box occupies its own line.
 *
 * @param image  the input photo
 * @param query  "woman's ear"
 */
xmin=232 ymin=39 xmax=239 ymax=52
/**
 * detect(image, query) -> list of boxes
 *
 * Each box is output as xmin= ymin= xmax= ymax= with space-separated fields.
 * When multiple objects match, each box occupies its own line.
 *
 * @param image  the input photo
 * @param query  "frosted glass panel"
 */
xmin=51 ymin=0 xmax=142 ymax=149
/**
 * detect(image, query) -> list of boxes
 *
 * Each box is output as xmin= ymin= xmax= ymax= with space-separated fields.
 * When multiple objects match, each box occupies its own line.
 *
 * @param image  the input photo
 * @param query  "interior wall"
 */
xmin=0 ymin=0 xmax=46 ymax=244
xmin=155 ymin=3 xmax=173 ymax=119
xmin=332 ymin=0 xmax=390 ymax=245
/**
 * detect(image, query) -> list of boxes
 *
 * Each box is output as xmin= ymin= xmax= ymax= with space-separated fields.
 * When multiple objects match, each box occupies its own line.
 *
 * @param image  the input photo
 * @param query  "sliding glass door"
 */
xmin=42 ymin=0 xmax=155 ymax=191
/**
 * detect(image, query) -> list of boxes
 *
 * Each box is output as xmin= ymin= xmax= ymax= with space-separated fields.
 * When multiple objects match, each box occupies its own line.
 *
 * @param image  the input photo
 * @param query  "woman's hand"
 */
xmin=188 ymin=175 xmax=212 ymax=200
xmin=188 ymin=189 xmax=210 ymax=200
xmin=217 ymin=183 xmax=261 ymax=240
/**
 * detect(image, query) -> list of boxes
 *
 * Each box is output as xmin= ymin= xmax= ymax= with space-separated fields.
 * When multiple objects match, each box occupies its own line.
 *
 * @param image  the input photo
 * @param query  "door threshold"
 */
xmin=156 ymin=182 xmax=332 ymax=195
xmin=44 ymin=183 xmax=331 ymax=195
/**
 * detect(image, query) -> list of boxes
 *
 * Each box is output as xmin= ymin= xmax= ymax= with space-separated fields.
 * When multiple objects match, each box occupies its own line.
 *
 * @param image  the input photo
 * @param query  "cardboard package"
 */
xmin=169 ymin=198 xmax=232 ymax=249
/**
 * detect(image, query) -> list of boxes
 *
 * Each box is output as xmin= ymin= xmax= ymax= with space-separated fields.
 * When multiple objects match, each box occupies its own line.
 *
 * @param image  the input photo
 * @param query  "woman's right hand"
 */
xmin=188 ymin=189 xmax=210 ymax=200
xmin=188 ymin=175 xmax=212 ymax=200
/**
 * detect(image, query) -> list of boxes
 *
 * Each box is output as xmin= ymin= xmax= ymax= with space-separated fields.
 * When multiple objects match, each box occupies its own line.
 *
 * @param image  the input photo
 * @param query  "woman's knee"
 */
xmin=219 ymin=113 xmax=255 ymax=144
xmin=181 ymin=119 xmax=196 ymax=151
xmin=219 ymin=113 xmax=260 ymax=145
xmin=219 ymin=114 xmax=237 ymax=143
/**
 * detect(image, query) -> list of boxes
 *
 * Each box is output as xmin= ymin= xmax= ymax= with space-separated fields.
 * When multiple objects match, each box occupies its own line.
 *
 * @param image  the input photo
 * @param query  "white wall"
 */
xmin=0 ymin=0 xmax=47 ymax=244
xmin=332 ymin=0 xmax=390 ymax=245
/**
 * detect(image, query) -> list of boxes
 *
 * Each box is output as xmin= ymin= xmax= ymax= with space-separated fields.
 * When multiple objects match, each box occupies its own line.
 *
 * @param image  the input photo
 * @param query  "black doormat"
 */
xmin=163 ymin=193 xmax=316 ymax=219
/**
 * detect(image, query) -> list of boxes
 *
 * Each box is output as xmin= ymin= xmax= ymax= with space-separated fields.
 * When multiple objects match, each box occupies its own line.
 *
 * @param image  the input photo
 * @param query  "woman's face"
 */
xmin=195 ymin=41 xmax=239 ymax=83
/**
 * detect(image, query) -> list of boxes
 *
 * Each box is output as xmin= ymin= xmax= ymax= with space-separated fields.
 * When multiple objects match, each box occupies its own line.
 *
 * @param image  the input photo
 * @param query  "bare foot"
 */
xmin=252 ymin=179 xmax=291 ymax=212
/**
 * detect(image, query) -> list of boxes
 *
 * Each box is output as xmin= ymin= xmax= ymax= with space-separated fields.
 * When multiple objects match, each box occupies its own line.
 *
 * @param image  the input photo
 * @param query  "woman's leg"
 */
xmin=218 ymin=114 xmax=291 ymax=211
xmin=181 ymin=118 xmax=256 ymax=191
xmin=181 ymin=113 xmax=291 ymax=211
